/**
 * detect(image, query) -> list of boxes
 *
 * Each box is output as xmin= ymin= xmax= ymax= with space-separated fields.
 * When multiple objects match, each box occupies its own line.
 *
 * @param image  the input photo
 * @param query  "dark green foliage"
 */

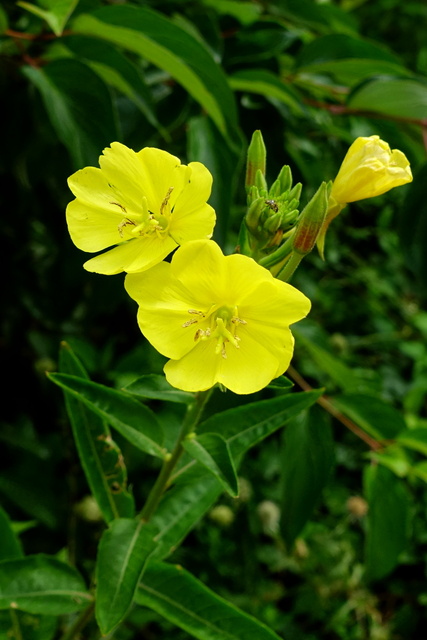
xmin=2 ymin=1 xmax=427 ymax=639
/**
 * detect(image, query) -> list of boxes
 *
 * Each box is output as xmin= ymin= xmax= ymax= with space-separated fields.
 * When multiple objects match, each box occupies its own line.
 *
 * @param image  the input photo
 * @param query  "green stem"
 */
xmin=59 ymin=602 xmax=95 ymax=640
xmin=139 ymin=389 xmax=212 ymax=521
xmin=276 ymin=251 xmax=304 ymax=282
xmin=258 ymin=230 xmax=295 ymax=269
xmin=9 ymin=609 xmax=23 ymax=640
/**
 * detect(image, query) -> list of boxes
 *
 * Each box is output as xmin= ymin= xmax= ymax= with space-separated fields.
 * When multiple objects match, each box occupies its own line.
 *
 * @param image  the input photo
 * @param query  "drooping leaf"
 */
xmin=124 ymin=374 xmax=194 ymax=404
xmin=72 ymin=5 xmax=239 ymax=145
xmin=48 ymin=372 xmax=165 ymax=458
xmin=60 ymin=35 xmax=160 ymax=128
xmin=95 ymin=518 xmax=158 ymax=634
xmin=182 ymin=433 xmax=238 ymax=497
xmin=348 ymin=77 xmax=427 ymax=120
xmin=0 ymin=507 xmax=23 ymax=562
xmin=333 ymin=394 xmax=407 ymax=441
xmin=364 ymin=465 xmax=410 ymax=582
xmin=280 ymin=406 xmax=335 ymax=547
xmin=59 ymin=342 xmax=135 ymax=522
xmin=136 ymin=561 xmax=283 ymax=640
xmin=229 ymin=69 xmax=304 ymax=114
xmin=17 ymin=0 xmax=79 ymax=36
xmin=22 ymin=59 xmax=118 ymax=167
xmin=0 ymin=555 xmax=92 ymax=614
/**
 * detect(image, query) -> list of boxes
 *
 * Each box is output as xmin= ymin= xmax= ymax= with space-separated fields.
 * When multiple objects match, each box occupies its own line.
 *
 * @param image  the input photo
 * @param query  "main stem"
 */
xmin=139 ymin=389 xmax=212 ymax=521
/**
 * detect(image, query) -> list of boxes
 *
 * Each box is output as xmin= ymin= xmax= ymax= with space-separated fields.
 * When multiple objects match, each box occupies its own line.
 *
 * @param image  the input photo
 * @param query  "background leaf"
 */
xmin=136 ymin=560 xmax=283 ymax=640
xmin=0 ymin=507 xmax=23 ymax=562
xmin=59 ymin=342 xmax=135 ymax=522
xmin=22 ymin=58 xmax=118 ymax=167
xmin=182 ymin=433 xmax=238 ymax=497
xmin=0 ymin=555 xmax=92 ymax=614
xmin=280 ymin=406 xmax=335 ymax=547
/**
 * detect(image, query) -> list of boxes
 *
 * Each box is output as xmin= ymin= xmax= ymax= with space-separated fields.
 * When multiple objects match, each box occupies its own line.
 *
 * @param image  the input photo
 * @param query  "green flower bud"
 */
xmin=245 ymin=130 xmax=266 ymax=191
xmin=292 ymin=182 xmax=329 ymax=255
xmin=245 ymin=197 xmax=266 ymax=234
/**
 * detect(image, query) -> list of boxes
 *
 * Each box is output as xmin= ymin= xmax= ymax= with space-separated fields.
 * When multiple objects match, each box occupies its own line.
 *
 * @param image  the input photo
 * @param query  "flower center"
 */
xmin=114 ymin=187 xmax=174 ymax=239
xmin=182 ymin=305 xmax=247 ymax=359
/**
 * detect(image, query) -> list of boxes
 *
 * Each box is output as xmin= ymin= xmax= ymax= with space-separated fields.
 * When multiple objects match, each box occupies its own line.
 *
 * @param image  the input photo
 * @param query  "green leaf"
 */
xmin=201 ymin=0 xmax=262 ymax=25
xmin=187 ymin=115 xmax=242 ymax=245
xmin=199 ymin=390 xmax=323 ymax=458
xmin=136 ymin=561 xmax=283 ymax=640
xmin=348 ymin=77 xmax=427 ymax=120
xmin=0 ymin=507 xmax=23 ymax=562
xmin=229 ymin=69 xmax=303 ymax=114
xmin=17 ymin=0 xmax=79 ymax=36
xmin=280 ymin=406 xmax=334 ymax=547
xmin=399 ymin=163 xmax=427 ymax=295
xmin=293 ymin=326 xmax=372 ymax=393
xmin=21 ymin=59 xmax=118 ymax=167
xmin=0 ymin=6 xmax=9 ymax=34
xmin=150 ymin=391 xmax=322 ymax=560
xmin=183 ymin=433 xmax=238 ymax=497
xmin=150 ymin=472 xmax=221 ymax=560
xmin=59 ymin=342 xmax=135 ymax=523
xmin=124 ymin=374 xmax=194 ymax=404
xmin=0 ymin=555 xmax=92 ymax=614
xmin=333 ymin=394 xmax=407 ymax=441
xmin=48 ymin=372 xmax=165 ymax=458
xmin=397 ymin=428 xmax=427 ymax=456
xmin=60 ymin=35 xmax=160 ymax=129
xmin=95 ymin=518 xmax=157 ymax=634
xmin=72 ymin=5 xmax=239 ymax=144
xmin=268 ymin=376 xmax=294 ymax=391
xmin=364 ymin=465 xmax=410 ymax=582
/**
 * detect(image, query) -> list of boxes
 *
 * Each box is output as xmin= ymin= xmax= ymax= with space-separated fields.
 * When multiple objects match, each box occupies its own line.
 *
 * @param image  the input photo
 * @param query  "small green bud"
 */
xmin=245 ymin=130 xmax=266 ymax=191
xmin=292 ymin=182 xmax=329 ymax=255
xmin=288 ymin=182 xmax=302 ymax=202
xmin=245 ymin=197 xmax=265 ymax=234
xmin=277 ymin=165 xmax=293 ymax=193
xmin=254 ymin=168 xmax=268 ymax=193
xmin=264 ymin=212 xmax=283 ymax=234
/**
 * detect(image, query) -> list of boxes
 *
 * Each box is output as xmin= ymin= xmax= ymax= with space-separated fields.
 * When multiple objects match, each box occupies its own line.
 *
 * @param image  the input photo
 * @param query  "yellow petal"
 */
xmin=66 ymin=199 xmax=124 ymax=252
xmin=170 ymin=203 xmax=216 ymax=244
xmin=84 ymin=235 xmax=177 ymax=275
xmin=136 ymin=147 xmax=189 ymax=213
xmin=98 ymin=142 xmax=147 ymax=211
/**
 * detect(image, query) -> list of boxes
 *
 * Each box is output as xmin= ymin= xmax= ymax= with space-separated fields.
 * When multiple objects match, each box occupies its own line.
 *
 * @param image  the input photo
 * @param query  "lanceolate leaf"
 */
xmin=22 ymin=59 xmax=118 ymax=168
xmin=364 ymin=465 xmax=410 ymax=582
xmin=280 ymin=406 xmax=334 ymax=547
xmin=229 ymin=68 xmax=303 ymax=114
xmin=59 ymin=342 xmax=135 ymax=522
xmin=72 ymin=5 xmax=239 ymax=144
xmin=0 ymin=555 xmax=92 ymax=614
xmin=333 ymin=394 xmax=407 ymax=440
xmin=124 ymin=374 xmax=194 ymax=404
xmin=95 ymin=518 xmax=158 ymax=634
xmin=151 ymin=390 xmax=321 ymax=560
xmin=136 ymin=561 xmax=283 ymax=640
xmin=48 ymin=372 xmax=165 ymax=458
xmin=183 ymin=433 xmax=238 ymax=497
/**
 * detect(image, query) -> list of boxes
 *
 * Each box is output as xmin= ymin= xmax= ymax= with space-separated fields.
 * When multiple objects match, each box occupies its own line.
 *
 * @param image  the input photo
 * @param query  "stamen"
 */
xmin=188 ymin=309 xmax=205 ymax=316
xmin=160 ymin=187 xmax=174 ymax=215
xmin=110 ymin=202 xmax=127 ymax=213
xmin=118 ymin=218 xmax=136 ymax=236
xmin=182 ymin=319 xmax=198 ymax=328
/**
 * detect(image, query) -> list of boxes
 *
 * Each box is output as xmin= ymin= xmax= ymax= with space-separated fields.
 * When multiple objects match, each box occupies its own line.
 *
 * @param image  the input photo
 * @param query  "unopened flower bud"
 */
xmin=245 ymin=197 xmax=265 ymax=234
xmin=292 ymin=182 xmax=329 ymax=255
xmin=245 ymin=130 xmax=267 ymax=191
xmin=264 ymin=212 xmax=283 ymax=234
xmin=331 ymin=135 xmax=412 ymax=204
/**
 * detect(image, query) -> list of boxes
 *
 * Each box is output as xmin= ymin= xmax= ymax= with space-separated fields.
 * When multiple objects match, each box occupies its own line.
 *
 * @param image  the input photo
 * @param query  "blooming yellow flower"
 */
xmin=330 ymin=135 xmax=412 ymax=205
xmin=66 ymin=143 xmax=216 ymax=274
xmin=125 ymin=240 xmax=311 ymax=395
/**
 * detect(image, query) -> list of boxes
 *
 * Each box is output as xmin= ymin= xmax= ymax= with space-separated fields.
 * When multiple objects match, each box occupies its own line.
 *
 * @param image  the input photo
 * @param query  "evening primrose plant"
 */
xmin=42 ymin=132 xmax=412 ymax=639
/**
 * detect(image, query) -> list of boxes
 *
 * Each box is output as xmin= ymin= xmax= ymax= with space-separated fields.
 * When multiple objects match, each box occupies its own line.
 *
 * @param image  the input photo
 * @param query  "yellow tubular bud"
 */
xmin=330 ymin=135 xmax=413 ymax=204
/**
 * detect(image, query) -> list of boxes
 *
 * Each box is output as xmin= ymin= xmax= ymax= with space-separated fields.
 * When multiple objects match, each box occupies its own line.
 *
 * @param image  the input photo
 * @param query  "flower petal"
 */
xmin=66 ymin=198 xmax=124 ymax=252
xmin=83 ymin=235 xmax=177 ymax=275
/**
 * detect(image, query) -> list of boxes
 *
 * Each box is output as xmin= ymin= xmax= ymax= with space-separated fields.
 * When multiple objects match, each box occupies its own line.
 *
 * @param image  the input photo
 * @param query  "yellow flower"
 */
xmin=330 ymin=135 xmax=412 ymax=205
xmin=125 ymin=240 xmax=311 ymax=395
xmin=66 ymin=143 xmax=216 ymax=274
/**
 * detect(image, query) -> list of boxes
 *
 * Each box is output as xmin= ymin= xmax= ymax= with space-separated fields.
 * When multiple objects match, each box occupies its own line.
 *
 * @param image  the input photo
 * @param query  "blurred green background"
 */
xmin=2 ymin=0 xmax=427 ymax=638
